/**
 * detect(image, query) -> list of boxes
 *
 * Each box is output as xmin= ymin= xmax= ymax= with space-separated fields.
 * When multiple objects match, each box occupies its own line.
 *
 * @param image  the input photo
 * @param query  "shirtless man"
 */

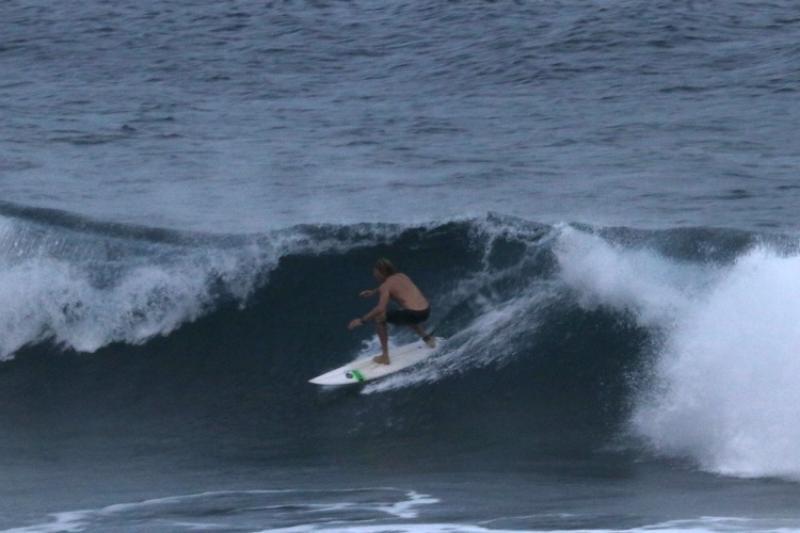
xmin=347 ymin=258 xmax=435 ymax=365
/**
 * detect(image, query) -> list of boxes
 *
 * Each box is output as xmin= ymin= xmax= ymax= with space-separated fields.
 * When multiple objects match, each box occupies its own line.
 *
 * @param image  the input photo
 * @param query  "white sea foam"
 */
xmin=0 ymin=238 xmax=266 ymax=359
xmin=553 ymin=225 xmax=711 ymax=326
xmin=258 ymin=516 xmax=800 ymax=533
xmin=553 ymin=225 xmax=800 ymax=482
xmin=0 ymin=214 xmax=406 ymax=360
xmin=632 ymin=247 xmax=800 ymax=480
xmin=0 ymin=488 xmax=439 ymax=533
xmin=0 ymin=466 xmax=793 ymax=532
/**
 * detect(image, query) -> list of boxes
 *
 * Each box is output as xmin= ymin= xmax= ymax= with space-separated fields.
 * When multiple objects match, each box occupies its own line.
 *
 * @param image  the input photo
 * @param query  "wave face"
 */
xmin=1 ymin=203 xmax=799 ymax=482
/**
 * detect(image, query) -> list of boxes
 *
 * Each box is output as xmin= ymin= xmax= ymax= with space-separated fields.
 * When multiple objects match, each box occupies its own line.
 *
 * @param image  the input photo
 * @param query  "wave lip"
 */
xmin=0 ymin=202 xmax=409 ymax=360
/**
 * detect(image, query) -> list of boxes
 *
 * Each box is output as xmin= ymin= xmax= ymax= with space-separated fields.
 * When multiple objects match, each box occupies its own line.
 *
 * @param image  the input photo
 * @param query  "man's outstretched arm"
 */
xmin=348 ymin=285 xmax=390 ymax=329
xmin=362 ymin=286 xmax=390 ymax=322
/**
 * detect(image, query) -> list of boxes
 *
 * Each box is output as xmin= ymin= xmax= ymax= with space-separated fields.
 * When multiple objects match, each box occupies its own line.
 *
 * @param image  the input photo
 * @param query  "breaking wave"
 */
xmin=1 ymin=201 xmax=799 ymax=482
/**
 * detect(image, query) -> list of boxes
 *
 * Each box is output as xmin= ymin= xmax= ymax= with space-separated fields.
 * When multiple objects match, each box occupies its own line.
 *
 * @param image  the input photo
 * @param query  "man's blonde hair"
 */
xmin=374 ymin=257 xmax=398 ymax=277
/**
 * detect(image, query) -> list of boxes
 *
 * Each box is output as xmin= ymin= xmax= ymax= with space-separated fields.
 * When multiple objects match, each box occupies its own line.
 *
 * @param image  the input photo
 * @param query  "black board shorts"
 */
xmin=386 ymin=307 xmax=430 ymax=326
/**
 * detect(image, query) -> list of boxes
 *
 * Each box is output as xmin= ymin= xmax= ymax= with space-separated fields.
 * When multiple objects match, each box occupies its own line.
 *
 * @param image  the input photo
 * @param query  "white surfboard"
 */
xmin=309 ymin=338 xmax=443 ymax=386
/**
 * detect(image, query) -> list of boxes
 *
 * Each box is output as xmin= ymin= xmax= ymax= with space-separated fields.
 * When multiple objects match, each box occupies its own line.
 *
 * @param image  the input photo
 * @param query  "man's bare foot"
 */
xmin=423 ymin=335 xmax=436 ymax=348
xmin=373 ymin=354 xmax=391 ymax=365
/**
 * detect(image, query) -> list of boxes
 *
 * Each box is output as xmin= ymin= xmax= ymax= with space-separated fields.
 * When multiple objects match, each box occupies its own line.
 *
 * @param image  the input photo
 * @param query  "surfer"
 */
xmin=347 ymin=258 xmax=436 ymax=365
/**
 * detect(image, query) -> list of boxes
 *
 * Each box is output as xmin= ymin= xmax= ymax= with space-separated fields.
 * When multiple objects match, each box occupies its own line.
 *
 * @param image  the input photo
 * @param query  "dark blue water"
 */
xmin=3 ymin=0 xmax=800 ymax=232
xmin=2 ymin=1 xmax=800 ymax=531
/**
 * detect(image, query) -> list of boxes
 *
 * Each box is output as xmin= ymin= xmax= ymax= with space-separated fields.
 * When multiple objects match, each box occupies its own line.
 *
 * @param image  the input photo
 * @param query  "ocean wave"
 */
xmin=1 ymin=203 xmax=799 ymax=482
xmin=0 ymin=202 xmax=406 ymax=359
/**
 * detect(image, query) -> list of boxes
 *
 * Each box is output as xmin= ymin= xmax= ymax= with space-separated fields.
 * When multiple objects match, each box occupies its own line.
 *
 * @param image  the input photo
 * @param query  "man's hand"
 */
xmin=347 ymin=318 xmax=363 ymax=330
xmin=359 ymin=289 xmax=375 ymax=298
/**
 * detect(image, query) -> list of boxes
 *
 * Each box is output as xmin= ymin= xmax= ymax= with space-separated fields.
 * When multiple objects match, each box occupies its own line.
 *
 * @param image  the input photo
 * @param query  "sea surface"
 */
xmin=2 ymin=1 xmax=800 ymax=531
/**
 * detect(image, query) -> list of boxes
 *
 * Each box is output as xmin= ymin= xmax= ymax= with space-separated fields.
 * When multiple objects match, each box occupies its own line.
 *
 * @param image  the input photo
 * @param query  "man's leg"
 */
xmin=410 ymin=324 xmax=436 ymax=348
xmin=373 ymin=316 xmax=391 ymax=365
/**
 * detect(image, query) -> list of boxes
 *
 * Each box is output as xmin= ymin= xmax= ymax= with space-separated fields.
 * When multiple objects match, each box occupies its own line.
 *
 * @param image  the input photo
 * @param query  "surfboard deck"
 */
xmin=309 ymin=337 xmax=443 ymax=386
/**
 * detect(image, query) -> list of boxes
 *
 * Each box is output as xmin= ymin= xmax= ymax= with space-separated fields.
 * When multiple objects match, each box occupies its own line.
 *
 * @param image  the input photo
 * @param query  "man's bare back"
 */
xmin=381 ymin=273 xmax=429 ymax=311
